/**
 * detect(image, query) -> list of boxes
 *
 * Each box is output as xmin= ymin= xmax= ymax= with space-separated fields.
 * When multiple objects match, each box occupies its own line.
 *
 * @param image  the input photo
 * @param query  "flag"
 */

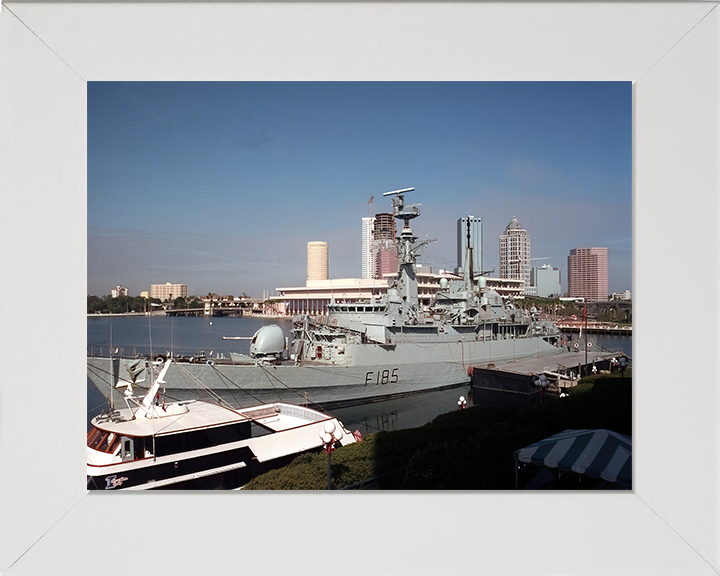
xmin=367 ymin=196 xmax=373 ymax=204
xmin=582 ymin=303 xmax=587 ymax=321
xmin=353 ymin=429 xmax=363 ymax=442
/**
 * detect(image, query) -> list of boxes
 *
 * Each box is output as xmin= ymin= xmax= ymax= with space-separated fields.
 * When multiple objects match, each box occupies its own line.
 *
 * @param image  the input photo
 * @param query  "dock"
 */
xmin=469 ymin=348 xmax=629 ymax=396
xmin=556 ymin=321 xmax=631 ymax=335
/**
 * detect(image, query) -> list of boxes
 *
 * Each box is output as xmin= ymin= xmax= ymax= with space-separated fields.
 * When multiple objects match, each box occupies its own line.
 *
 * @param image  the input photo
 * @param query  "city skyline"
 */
xmin=88 ymin=81 xmax=632 ymax=298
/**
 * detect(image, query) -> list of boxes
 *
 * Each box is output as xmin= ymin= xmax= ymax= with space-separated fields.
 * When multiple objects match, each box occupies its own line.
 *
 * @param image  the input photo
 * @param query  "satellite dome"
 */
xmin=249 ymin=325 xmax=286 ymax=357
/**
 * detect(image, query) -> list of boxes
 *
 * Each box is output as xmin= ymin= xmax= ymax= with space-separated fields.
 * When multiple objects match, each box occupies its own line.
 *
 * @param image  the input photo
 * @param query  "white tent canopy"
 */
xmin=514 ymin=429 xmax=632 ymax=488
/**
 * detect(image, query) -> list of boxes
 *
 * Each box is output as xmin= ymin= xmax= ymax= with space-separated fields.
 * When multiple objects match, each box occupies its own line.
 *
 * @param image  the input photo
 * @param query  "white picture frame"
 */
xmin=1 ymin=2 xmax=717 ymax=574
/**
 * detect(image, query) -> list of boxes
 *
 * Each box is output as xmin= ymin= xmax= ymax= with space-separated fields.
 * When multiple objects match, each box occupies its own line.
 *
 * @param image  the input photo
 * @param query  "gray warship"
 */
xmin=88 ymin=188 xmax=582 ymax=409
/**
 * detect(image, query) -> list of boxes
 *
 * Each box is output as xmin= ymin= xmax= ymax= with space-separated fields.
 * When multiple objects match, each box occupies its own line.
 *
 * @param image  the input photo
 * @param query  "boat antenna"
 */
xmin=148 ymin=313 xmax=155 ymax=381
xmin=109 ymin=324 xmax=114 ymax=410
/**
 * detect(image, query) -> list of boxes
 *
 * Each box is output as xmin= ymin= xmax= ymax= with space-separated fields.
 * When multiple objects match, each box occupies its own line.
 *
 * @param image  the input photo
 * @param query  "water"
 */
xmin=87 ymin=314 xmax=290 ymax=359
xmin=87 ymin=315 xmax=632 ymax=435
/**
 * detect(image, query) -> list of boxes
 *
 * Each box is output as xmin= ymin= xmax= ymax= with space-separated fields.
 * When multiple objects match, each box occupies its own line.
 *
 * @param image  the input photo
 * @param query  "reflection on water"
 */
xmin=328 ymin=385 xmax=472 ymax=436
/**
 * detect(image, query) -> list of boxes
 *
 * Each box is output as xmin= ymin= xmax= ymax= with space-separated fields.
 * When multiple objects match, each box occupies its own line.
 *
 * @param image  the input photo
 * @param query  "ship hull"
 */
xmin=88 ymin=336 xmax=564 ymax=408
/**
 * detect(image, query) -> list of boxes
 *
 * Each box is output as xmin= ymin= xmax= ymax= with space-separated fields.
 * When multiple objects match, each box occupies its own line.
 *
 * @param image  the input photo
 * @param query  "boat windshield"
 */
xmin=87 ymin=427 xmax=121 ymax=454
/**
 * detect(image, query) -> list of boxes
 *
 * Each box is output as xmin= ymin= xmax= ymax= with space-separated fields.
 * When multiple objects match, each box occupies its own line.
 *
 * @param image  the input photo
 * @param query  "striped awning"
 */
xmin=513 ymin=429 xmax=632 ymax=487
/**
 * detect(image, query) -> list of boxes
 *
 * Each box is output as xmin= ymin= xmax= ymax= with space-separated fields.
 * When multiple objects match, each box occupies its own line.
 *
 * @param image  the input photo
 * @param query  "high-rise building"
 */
xmin=307 ymin=241 xmax=329 ymax=281
xmin=150 ymin=283 xmax=188 ymax=301
xmin=499 ymin=217 xmax=531 ymax=294
xmin=568 ymin=247 xmax=608 ymax=302
xmin=361 ymin=217 xmax=375 ymax=279
xmin=373 ymin=213 xmax=397 ymax=279
xmin=531 ymin=264 xmax=562 ymax=298
xmin=456 ymin=216 xmax=482 ymax=277
xmin=111 ymin=285 xmax=129 ymax=298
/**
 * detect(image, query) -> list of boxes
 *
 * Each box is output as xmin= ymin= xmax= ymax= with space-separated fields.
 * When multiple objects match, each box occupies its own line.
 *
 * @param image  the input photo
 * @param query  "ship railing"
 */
xmin=87 ymin=345 xmax=230 ymax=362
xmin=308 ymin=315 xmax=338 ymax=328
xmin=276 ymin=403 xmax=327 ymax=423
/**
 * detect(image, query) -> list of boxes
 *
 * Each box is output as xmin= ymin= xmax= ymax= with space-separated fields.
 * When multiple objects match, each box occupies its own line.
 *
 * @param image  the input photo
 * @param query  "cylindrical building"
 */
xmin=307 ymin=241 xmax=329 ymax=281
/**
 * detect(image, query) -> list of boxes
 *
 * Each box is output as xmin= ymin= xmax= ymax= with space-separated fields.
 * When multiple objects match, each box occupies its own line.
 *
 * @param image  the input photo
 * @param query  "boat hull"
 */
xmin=87 ymin=402 xmax=354 ymax=490
xmin=88 ymin=336 xmax=564 ymax=408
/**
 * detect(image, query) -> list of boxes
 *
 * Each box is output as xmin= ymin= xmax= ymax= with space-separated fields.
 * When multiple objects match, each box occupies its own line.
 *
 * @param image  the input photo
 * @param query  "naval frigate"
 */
xmin=88 ymin=188 xmax=573 ymax=409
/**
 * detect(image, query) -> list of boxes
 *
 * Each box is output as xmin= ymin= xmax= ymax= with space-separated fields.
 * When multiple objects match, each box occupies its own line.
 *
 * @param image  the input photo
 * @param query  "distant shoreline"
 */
xmin=87 ymin=312 xmax=165 ymax=318
xmin=87 ymin=312 xmax=289 ymax=319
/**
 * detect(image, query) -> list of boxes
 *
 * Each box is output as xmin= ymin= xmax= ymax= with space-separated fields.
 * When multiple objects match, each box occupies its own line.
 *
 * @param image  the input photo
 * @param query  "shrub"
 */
xmin=243 ymin=373 xmax=631 ymax=490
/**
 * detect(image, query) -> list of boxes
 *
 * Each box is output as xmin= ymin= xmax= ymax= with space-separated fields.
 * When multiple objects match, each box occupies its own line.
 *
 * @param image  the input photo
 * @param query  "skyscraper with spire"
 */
xmin=499 ymin=216 xmax=531 ymax=294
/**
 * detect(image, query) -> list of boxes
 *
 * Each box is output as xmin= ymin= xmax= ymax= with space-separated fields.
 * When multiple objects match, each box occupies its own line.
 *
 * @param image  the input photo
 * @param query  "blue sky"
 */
xmin=88 ymin=81 xmax=632 ymax=298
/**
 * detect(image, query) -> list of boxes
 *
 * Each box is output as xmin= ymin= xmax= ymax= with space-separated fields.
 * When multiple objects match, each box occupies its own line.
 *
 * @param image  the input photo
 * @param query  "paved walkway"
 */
xmin=487 ymin=348 xmax=622 ymax=377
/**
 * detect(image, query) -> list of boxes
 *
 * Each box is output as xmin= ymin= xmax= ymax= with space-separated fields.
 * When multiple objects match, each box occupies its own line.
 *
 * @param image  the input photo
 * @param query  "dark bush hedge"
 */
xmin=243 ymin=371 xmax=632 ymax=490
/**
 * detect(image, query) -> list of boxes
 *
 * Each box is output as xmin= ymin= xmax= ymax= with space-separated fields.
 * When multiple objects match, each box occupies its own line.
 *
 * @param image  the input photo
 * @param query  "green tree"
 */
xmin=87 ymin=295 xmax=107 ymax=313
xmin=173 ymin=296 xmax=188 ymax=309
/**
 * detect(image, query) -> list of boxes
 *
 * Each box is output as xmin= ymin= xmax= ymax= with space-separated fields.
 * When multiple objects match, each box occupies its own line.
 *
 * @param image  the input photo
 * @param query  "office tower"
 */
xmin=307 ymin=241 xmax=329 ymax=281
xmin=499 ymin=217 xmax=531 ymax=293
xmin=361 ymin=217 xmax=375 ymax=279
xmin=373 ymin=213 xmax=397 ymax=278
xmin=531 ymin=264 xmax=562 ymax=298
xmin=456 ymin=216 xmax=483 ymax=277
xmin=568 ymin=247 xmax=608 ymax=302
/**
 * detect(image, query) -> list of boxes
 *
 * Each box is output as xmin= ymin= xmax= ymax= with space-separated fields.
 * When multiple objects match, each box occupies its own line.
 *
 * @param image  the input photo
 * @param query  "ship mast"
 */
xmin=383 ymin=187 xmax=421 ymax=305
xmin=464 ymin=218 xmax=475 ymax=288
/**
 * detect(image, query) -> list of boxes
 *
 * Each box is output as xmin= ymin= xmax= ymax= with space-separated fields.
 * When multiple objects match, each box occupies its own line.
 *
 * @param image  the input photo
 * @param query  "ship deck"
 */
xmin=92 ymin=402 xmax=326 ymax=436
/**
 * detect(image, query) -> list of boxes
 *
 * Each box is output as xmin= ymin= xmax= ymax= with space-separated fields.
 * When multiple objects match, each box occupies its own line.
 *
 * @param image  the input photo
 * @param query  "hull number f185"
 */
xmin=364 ymin=368 xmax=399 ymax=387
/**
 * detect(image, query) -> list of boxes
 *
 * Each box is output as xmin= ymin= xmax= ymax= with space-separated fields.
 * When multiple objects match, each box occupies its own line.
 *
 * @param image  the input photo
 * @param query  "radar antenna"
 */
xmin=382 ymin=187 xmax=415 ymax=197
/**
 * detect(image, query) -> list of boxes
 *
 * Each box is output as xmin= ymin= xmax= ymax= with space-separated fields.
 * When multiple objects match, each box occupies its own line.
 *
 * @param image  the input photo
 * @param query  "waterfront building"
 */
xmin=150 ymin=282 xmax=188 ymax=301
xmin=531 ymin=264 xmax=562 ymax=298
xmin=361 ymin=217 xmax=375 ymax=279
xmin=276 ymin=272 xmax=524 ymax=316
xmin=567 ymin=247 xmax=608 ymax=302
xmin=499 ymin=217 xmax=531 ymax=294
xmin=456 ymin=216 xmax=483 ymax=277
xmin=140 ymin=291 xmax=149 ymax=299
xmin=307 ymin=241 xmax=329 ymax=281
xmin=111 ymin=285 xmax=129 ymax=298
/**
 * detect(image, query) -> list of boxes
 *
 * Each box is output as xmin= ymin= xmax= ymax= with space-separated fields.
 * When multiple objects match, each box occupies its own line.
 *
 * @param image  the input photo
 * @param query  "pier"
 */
xmin=469 ymin=348 xmax=629 ymax=397
xmin=556 ymin=321 xmax=631 ymax=335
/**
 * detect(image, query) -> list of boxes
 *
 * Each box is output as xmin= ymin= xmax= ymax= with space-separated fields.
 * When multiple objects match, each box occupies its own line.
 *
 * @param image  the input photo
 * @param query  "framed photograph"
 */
xmin=1 ymin=2 xmax=717 ymax=575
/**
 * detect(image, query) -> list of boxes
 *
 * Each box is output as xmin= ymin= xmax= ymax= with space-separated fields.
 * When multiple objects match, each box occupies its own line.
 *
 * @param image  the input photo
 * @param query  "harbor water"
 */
xmin=87 ymin=315 xmax=632 ymax=435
